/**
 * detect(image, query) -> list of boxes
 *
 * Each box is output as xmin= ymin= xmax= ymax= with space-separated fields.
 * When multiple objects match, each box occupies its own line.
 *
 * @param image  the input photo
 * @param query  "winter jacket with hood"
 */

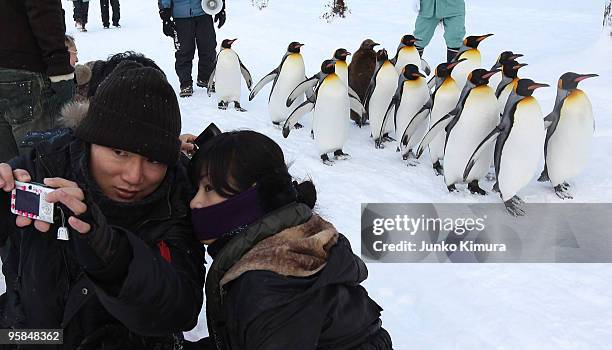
xmin=158 ymin=0 xmax=206 ymax=19
xmin=0 ymin=0 xmax=73 ymax=77
xmin=0 ymin=103 xmax=206 ymax=349
xmin=204 ymin=202 xmax=392 ymax=350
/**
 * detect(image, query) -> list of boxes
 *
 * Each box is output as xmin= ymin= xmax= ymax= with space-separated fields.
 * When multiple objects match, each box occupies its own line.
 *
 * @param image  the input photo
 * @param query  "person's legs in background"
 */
xmin=110 ymin=0 xmax=120 ymax=27
xmin=100 ymin=0 xmax=111 ymax=28
xmin=443 ymin=15 xmax=466 ymax=62
xmin=194 ymin=15 xmax=217 ymax=86
xmin=174 ymin=18 xmax=197 ymax=96
xmin=414 ymin=15 xmax=439 ymax=58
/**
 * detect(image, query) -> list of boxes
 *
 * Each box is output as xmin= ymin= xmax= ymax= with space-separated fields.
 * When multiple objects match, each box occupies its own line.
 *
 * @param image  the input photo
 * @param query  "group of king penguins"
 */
xmin=205 ymin=34 xmax=597 ymax=216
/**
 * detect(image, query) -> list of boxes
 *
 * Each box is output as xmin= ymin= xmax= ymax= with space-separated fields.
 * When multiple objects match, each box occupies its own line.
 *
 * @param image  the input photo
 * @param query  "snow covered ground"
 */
xmin=2 ymin=0 xmax=612 ymax=348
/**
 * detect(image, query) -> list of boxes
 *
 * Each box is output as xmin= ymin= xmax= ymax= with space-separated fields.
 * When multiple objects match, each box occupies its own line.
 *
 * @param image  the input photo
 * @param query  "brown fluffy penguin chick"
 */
xmin=348 ymin=39 xmax=379 ymax=126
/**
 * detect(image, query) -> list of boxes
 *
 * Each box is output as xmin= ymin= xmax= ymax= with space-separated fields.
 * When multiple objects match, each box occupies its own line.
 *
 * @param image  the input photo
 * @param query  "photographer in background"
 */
xmin=0 ymin=0 xmax=75 ymax=163
xmin=158 ymin=0 xmax=226 ymax=97
xmin=0 ymin=61 xmax=205 ymax=349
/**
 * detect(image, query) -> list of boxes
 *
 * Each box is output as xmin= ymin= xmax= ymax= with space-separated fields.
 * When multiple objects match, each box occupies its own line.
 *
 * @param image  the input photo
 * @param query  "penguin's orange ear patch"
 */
xmin=558 ymin=79 xmax=563 ymax=89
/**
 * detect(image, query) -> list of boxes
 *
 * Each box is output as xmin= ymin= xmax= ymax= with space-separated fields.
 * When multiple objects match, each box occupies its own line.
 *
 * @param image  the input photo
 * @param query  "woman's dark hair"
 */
xmin=193 ymin=130 xmax=316 ymax=211
xmin=88 ymin=51 xmax=165 ymax=97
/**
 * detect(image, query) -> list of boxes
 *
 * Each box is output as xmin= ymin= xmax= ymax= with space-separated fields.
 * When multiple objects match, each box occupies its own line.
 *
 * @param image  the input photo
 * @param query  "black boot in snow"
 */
xmin=180 ymin=85 xmax=193 ymax=97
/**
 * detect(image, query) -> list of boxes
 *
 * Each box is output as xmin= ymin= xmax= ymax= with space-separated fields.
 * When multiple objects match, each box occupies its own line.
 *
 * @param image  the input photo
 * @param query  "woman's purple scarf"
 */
xmin=191 ymin=186 xmax=265 ymax=241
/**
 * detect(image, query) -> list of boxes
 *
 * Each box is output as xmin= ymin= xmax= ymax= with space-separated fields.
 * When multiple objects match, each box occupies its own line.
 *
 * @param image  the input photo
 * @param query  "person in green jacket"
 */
xmin=414 ymin=0 xmax=466 ymax=62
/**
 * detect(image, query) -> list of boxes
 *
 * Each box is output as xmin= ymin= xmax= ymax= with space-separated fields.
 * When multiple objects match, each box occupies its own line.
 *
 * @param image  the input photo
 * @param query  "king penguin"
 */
xmin=420 ymin=59 xmax=467 ymax=175
xmin=249 ymin=42 xmax=308 ymax=126
xmin=417 ymin=68 xmax=501 ymax=194
xmin=282 ymin=60 xmax=365 ymax=164
xmin=488 ymin=51 xmax=523 ymax=94
xmin=349 ymin=39 xmax=379 ymax=126
xmin=496 ymin=60 xmax=528 ymax=117
xmin=207 ymin=38 xmax=253 ymax=111
xmin=332 ymin=48 xmax=363 ymax=107
xmin=383 ymin=64 xmax=429 ymax=161
xmin=450 ymin=34 xmax=494 ymax=92
xmin=463 ymin=79 xmax=548 ymax=215
xmin=538 ymin=72 xmax=598 ymax=199
xmin=364 ymin=49 xmax=399 ymax=148
xmin=391 ymin=34 xmax=431 ymax=76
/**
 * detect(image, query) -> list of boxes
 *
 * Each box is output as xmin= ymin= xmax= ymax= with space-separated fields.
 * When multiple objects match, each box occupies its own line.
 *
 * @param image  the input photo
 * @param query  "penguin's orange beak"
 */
xmin=412 ymin=72 xmax=426 ymax=78
xmin=297 ymin=43 xmax=305 ymax=48
xmin=447 ymin=58 xmax=467 ymax=69
xmin=575 ymin=73 xmax=599 ymax=82
xmin=477 ymin=33 xmax=494 ymax=42
xmin=509 ymin=53 xmax=523 ymax=60
xmin=513 ymin=63 xmax=528 ymax=70
xmin=527 ymin=82 xmax=549 ymax=90
xmin=229 ymin=38 xmax=238 ymax=44
xmin=483 ymin=69 xmax=501 ymax=79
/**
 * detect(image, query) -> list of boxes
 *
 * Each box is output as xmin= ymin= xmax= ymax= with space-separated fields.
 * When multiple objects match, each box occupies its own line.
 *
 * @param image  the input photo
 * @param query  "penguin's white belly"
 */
xmin=216 ymin=50 xmax=241 ymax=102
xmin=547 ymin=92 xmax=594 ymax=186
xmin=429 ymin=83 xmax=461 ymax=163
xmin=395 ymin=51 xmax=420 ymax=73
xmin=497 ymin=82 xmax=515 ymax=116
xmin=396 ymin=83 xmax=429 ymax=149
xmin=444 ymin=87 xmax=498 ymax=186
xmin=269 ymin=58 xmax=305 ymax=123
xmin=498 ymin=99 xmax=545 ymax=201
xmin=451 ymin=50 xmax=481 ymax=92
xmin=313 ymin=76 xmax=349 ymax=155
xmin=369 ymin=64 xmax=398 ymax=139
xmin=489 ymin=73 xmax=502 ymax=94
xmin=336 ymin=66 xmax=348 ymax=86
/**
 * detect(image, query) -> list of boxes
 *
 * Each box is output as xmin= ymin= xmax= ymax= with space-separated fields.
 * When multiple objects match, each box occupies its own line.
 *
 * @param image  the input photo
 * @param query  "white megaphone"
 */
xmin=202 ymin=0 xmax=223 ymax=16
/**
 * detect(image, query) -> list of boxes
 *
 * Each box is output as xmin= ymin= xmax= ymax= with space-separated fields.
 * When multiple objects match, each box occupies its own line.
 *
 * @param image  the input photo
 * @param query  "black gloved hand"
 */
xmin=162 ymin=19 xmax=176 ymax=37
xmin=49 ymin=79 xmax=76 ymax=109
xmin=159 ymin=7 xmax=172 ymax=21
xmin=214 ymin=10 xmax=226 ymax=29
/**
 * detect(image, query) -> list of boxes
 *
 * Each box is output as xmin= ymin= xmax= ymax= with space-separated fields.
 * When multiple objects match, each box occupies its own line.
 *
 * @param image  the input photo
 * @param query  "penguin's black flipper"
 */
xmin=348 ymin=86 xmax=362 ymax=103
xmin=415 ymin=113 xmax=456 ymax=158
xmin=400 ymin=102 xmax=432 ymax=152
xmin=287 ymin=74 xmax=320 ymax=107
xmin=282 ymin=98 xmax=315 ymax=138
xmin=495 ymin=81 xmax=511 ymax=99
xmin=238 ymin=59 xmax=253 ymax=90
xmin=249 ymin=69 xmax=278 ymax=101
xmin=207 ymin=68 xmax=216 ymax=97
xmin=420 ymin=58 xmax=432 ymax=76
xmin=363 ymin=62 xmax=385 ymax=113
xmin=462 ymin=126 xmax=502 ymax=182
xmin=349 ymin=95 xmax=365 ymax=119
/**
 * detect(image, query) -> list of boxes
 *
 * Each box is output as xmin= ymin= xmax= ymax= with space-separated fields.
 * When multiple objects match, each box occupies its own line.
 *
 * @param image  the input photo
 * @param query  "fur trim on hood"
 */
xmin=220 ymin=214 xmax=339 ymax=287
xmin=59 ymin=100 xmax=89 ymax=129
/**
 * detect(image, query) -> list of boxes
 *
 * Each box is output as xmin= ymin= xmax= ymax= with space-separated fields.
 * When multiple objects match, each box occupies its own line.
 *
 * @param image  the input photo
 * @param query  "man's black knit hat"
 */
xmin=75 ymin=60 xmax=181 ymax=165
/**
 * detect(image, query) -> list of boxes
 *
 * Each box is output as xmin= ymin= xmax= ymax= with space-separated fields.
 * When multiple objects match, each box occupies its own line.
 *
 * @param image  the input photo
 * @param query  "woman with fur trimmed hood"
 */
xmin=186 ymin=130 xmax=392 ymax=350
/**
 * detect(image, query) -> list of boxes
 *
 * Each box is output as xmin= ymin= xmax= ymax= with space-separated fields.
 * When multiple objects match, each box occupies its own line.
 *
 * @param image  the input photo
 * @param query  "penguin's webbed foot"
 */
xmin=310 ymin=130 xmax=315 ymax=139
xmin=504 ymin=199 xmax=526 ymax=217
xmin=433 ymin=161 xmax=444 ymax=176
xmin=554 ymin=185 xmax=573 ymax=200
xmin=374 ymin=139 xmax=385 ymax=149
xmin=382 ymin=134 xmax=396 ymax=142
xmin=510 ymin=195 xmax=525 ymax=205
xmin=321 ymin=154 xmax=334 ymax=166
xmin=562 ymin=182 xmax=571 ymax=190
xmin=468 ymin=180 xmax=487 ymax=196
xmin=333 ymin=150 xmax=351 ymax=160
xmin=447 ymin=184 xmax=459 ymax=193
xmin=234 ymin=102 xmax=247 ymax=112
xmin=537 ymin=169 xmax=550 ymax=182
xmin=294 ymin=122 xmax=303 ymax=129
xmin=492 ymin=182 xmax=500 ymax=193
xmin=485 ymin=170 xmax=497 ymax=182
xmin=218 ymin=101 xmax=229 ymax=110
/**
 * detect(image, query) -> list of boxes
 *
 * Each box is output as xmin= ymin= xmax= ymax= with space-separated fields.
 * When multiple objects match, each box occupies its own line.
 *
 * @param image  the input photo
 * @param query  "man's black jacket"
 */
xmin=0 ymin=130 xmax=206 ymax=349
xmin=0 ymin=0 xmax=73 ymax=76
